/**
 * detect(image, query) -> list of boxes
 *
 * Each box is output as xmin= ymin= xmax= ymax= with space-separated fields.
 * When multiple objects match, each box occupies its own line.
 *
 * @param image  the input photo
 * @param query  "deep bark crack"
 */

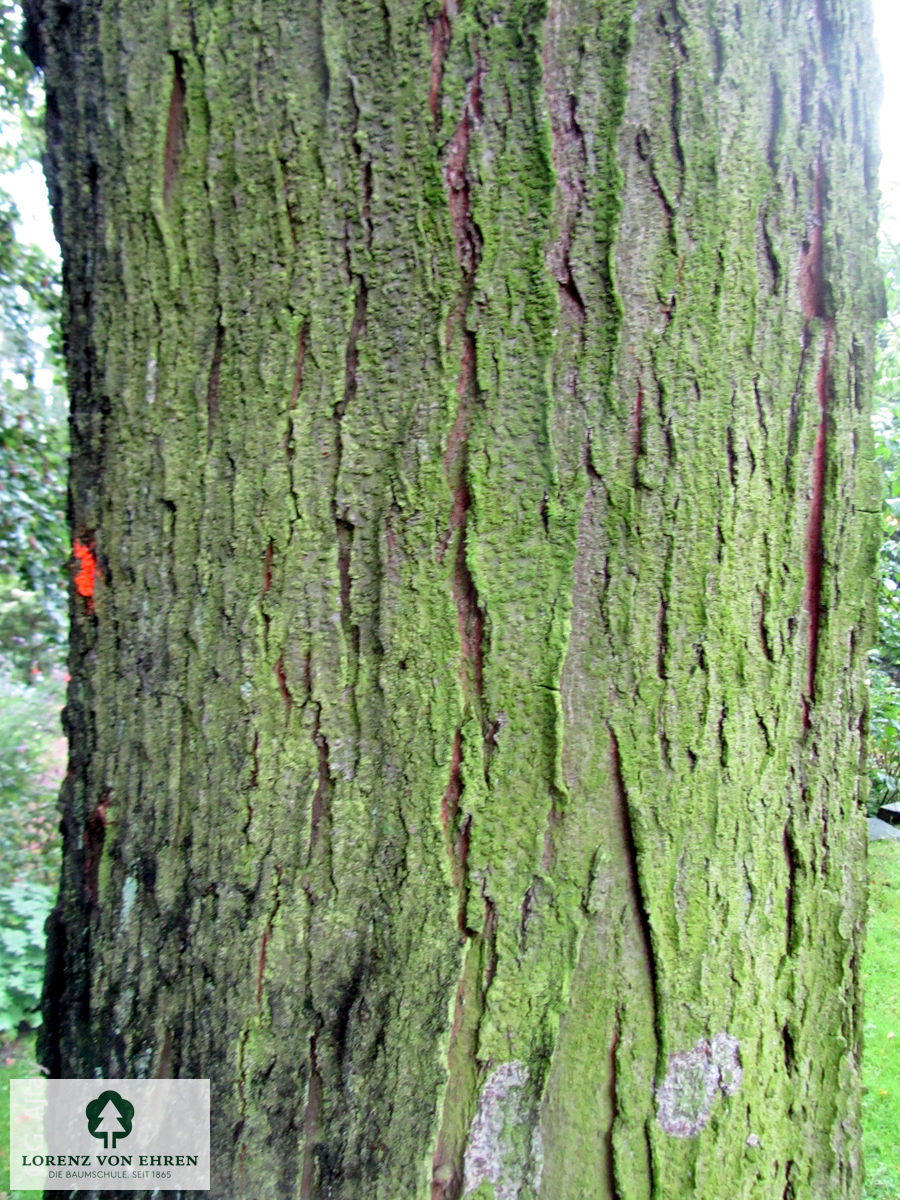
xmin=275 ymin=654 xmax=292 ymax=726
xmin=543 ymin=18 xmax=587 ymax=340
xmin=804 ymin=323 xmax=832 ymax=724
xmin=304 ymin=649 xmax=335 ymax=893
xmin=290 ymin=319 xmax=308 ymax=410
xmin=609 ymin=730 xmax=660 ymax=1051
xmin=799 ymin=158 xmax=832 ymax=725
xmin=429 ymin=3 xmax=452 ymax=129
xmin=607 ymin=1015 xmax=621 ymax=1200
xmin=162 ymin=52 xmax=186 ymax=209
xmin=433 ymin=42 xmax=493 ymax=1200
xmin=440 ymin=727 xmax=471 ymax=934
xmin=206 ymin=321 xmax=224 ymax=448
xmin=332 ymin=272 xmax=367 ymax=762
xmin=255 ymin=864 xmax=283 ymax=1006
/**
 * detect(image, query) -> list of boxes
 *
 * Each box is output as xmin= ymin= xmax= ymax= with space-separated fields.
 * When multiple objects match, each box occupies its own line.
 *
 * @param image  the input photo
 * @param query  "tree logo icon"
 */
xmin=85 ymin=1090 xmax=135 ymax=1149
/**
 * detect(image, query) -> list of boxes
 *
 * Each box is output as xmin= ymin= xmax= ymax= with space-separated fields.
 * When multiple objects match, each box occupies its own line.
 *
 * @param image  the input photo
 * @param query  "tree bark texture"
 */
xmin=28 ymin=0 xmax=882 ymax=1196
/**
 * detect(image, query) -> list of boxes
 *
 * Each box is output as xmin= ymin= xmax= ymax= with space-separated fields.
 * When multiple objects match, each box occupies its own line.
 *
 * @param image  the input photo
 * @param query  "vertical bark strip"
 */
xmin=299 ymin=1035 xmax=322 ymax=1200
xmin=799 ymin=156 xmax=832 ymax=720
xmin=805 ymin=325 xmax=833 ymax=713
xmin=609 ymin=730 xmax=660 ymax=1040
xmin=31 ymin=0 xmax=881 ymax=1196
xmin=432 ymin=22 xmax=492 ymax=1194
xmin=162 ymin=53 xmax=186 ymax=209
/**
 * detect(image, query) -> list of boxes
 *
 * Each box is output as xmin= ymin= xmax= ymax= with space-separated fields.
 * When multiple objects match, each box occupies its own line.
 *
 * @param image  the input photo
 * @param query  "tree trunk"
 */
xmin=28 ymin=0 xmax=882 ymax=1196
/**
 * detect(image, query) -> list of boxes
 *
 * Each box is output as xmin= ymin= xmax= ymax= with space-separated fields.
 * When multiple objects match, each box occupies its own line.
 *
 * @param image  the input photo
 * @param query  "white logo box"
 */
xmin=10 ymin=1078 xmax=210 ymax=1191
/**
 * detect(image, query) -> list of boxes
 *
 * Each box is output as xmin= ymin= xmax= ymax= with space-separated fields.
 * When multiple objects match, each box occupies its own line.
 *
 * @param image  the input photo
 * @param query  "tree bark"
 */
xmin=28 ymin=0 xmax=882 ymax=1196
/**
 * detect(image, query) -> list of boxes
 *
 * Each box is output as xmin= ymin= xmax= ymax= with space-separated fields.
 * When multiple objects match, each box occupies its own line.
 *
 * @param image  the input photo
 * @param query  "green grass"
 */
xmin=864 ymin=839 xmax=900 ymax=1199
xmin=0 ymin=1034 xmax=43 ymax=1200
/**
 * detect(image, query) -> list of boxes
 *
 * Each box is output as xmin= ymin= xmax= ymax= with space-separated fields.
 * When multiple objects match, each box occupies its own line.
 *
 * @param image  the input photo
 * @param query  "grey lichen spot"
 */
xmin=655 ymin=1044 xmax=719 ymax=1138
xmin=463 ymin=1061 xmax=542 ymax=1199
xmin=655 ymin=1032 xmax=742 ymax=1138
xmin=120 ymin=875 xmax=138 ymax=925
xmin=145 ymin=355 xmax=157 ymax=405
xmin=711 ymin=1031 xmax=742 ymax=1095
xmin=530 ymin=1126 xmax=543 ymax=1195
xmin=133 ymin=1047 xmax=153 ymax=1077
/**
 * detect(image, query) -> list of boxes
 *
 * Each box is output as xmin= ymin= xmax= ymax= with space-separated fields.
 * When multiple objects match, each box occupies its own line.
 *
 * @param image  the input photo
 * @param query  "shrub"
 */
xmin=0 ymin=877 xmax=54 ymax=1033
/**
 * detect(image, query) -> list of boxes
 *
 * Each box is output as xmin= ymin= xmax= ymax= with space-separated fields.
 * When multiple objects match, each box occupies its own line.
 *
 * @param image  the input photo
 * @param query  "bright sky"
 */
xmin=874 ymin=0 xmax=900 ymax=235
xmin=4 ymin=8 xmax=900 ymax=256
xmin=6 ymin=159 xmax=55 ymax=258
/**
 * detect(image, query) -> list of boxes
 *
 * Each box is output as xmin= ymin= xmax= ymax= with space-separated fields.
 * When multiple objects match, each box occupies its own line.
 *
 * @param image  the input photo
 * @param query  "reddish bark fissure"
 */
xmin=798 ymin=159 xmax=826 ymax=321
xmin=162 ymin=52 xmax=186 ymax=209
xmin=83 ymin=788 xmax=111 ymax=907
xmin=429 ymin=1 xmax=452 ymax=129
xmin=544 ymin=71 xmax=587 ymax=332
xmin=440 ymin=728 xmax=470 ymax=934
xmin=433 ymin=23 xmax=493 ymax=1200
xmin=805 ymin=329 xmax=832 ymax=713
xmin=799 ymin=157 xmax=832 ymax=724
xmin=438 ymin=38 xmax=487 ymax=871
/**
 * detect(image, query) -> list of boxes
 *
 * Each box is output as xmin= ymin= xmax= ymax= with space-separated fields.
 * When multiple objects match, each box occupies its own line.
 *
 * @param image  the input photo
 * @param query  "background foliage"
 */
xmin=868 ymin=237 xmax=900 ymax=816
xmin=0 ymin=0 xmax=66 ymax=1041
xmin=0 ymin=0 xmax=66 ymax=680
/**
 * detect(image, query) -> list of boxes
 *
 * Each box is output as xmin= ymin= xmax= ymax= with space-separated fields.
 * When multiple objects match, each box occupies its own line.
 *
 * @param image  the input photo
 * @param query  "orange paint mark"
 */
xmin=73 ymin=539 xmax=97 ymax=599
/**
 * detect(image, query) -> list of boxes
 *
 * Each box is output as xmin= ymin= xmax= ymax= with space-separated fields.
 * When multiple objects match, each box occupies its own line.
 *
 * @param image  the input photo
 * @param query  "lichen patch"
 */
xmin=463 ymin=1061 xmax=542 ymax=1199
xmin=710 ymin=1031 xmax=743 ymax=1096
xmin=655 ymin=1033 xmax=742 ymax=1138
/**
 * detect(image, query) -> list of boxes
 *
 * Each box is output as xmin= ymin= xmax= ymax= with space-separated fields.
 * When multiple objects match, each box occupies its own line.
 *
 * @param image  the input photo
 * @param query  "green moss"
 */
xmin=41 ymin=0 xmax=879 ymax=1194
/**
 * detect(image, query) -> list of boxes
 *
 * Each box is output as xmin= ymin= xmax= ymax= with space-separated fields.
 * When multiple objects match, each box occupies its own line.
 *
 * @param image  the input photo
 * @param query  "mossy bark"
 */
xmin=28 ymin=0 xmax=881 ymax=1196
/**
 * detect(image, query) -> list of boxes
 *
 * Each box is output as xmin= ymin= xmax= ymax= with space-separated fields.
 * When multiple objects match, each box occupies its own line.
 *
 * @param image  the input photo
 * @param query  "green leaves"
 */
xmin=0 ymin=6 xmax=66 ymax=678
xmin=0 ymin=656 xmax=63 ymax=1036
xmin=869 ymin=237 xmax=900 ymax=813
xmin=0 ymin=879 xmax=54 ymax=1033
xmin=0 ymin=0 xmax=43 ymax=171
xmin=0 ymin=3 xmax=64 ymax=1040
